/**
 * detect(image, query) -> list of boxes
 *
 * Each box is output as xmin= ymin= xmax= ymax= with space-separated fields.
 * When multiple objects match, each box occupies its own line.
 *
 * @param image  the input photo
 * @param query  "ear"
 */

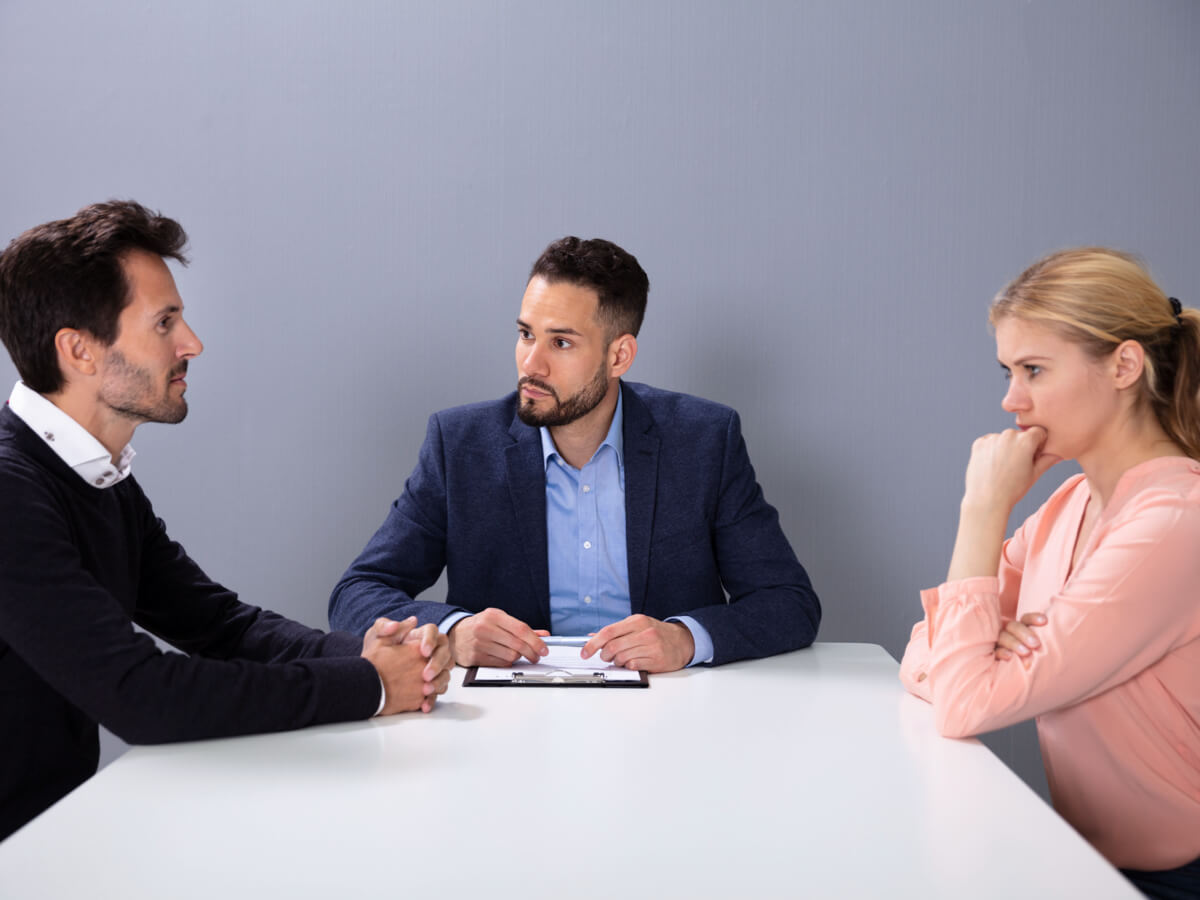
xmin=53 ymin=328 xmax=100 ymax=383
xmin=1111 ymin=339 xmax=1145 ymax=390
xmin=608 ymin=333 xmax=638 ymax=378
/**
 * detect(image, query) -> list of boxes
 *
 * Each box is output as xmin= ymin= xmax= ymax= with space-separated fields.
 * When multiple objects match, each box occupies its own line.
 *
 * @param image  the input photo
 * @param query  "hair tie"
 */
xmin=1169 ymin=297 xmax=1183 ymax=321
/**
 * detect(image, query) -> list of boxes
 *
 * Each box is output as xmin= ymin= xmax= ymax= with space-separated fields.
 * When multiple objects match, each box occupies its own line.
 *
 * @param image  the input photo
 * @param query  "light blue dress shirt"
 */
xmin=541 ymin=394 xmax=713 ymax=666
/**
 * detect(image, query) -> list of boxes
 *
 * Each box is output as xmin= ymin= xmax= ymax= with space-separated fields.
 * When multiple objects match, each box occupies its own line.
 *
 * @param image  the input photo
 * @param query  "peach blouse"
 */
xmin=900 ymin=457 xmax=1200 ymax=870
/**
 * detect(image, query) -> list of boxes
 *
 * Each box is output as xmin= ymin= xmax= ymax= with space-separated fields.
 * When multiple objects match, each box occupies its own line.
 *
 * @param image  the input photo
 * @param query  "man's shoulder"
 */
xmin=0 ymin=407 xmax=53 ymax=483
xmin=623 ymin=382 xmax=738 ymax=430
xmin=427 ymin=393 xmax=520 ymax=442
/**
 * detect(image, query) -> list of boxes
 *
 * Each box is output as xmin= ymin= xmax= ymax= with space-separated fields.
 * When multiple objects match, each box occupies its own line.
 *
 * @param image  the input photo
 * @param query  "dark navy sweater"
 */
xmin=0 ymin=406 xmax=380 ymax=840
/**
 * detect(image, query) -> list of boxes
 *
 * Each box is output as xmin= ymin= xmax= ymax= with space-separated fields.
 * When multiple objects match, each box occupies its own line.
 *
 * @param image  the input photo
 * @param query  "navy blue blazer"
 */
xmin=329 ymin=381 xmax=820 ymax=665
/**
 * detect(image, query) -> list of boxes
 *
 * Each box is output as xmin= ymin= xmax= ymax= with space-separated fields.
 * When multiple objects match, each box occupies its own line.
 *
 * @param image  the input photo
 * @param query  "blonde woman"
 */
xmin=900 ymin=248 xmax=1200 ymax=898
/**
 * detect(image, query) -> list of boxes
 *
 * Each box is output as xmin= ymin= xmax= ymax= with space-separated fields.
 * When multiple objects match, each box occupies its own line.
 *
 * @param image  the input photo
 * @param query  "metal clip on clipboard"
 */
xmin=512 ymin=672 xmax=607 ymax=685
xmin=463 ymin=666 xmax=649 ymax=687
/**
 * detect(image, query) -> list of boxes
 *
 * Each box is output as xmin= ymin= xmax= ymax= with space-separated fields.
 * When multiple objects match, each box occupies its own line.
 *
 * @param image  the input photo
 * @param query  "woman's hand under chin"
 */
xmin=944 ymin=425 xmax=1063 ymax=583
xmin=962 ymin=425 xmax=1062 ymax=516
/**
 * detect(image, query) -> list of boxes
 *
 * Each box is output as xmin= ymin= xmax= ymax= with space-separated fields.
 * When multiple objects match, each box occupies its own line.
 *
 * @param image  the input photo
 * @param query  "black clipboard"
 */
xmin=463 ymin=666 xmax=649 ymax=687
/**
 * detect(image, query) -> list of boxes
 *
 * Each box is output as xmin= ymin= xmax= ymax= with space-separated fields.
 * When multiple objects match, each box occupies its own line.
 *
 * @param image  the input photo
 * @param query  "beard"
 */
xmin=517 ymin=362 xmax=609 ymax=427
xmin=100 ymin=350 xmax=189 ymax=425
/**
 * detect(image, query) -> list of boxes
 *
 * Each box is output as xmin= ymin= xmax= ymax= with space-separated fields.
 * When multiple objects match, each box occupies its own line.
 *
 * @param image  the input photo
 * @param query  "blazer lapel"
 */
xmin=621 ymin=384 xmax=660 ymax=615
xmin=505 ymin=415 xmax=551 ymax=621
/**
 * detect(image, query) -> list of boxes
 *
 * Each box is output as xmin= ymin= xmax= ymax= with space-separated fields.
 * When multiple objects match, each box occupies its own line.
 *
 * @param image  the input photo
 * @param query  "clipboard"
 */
xmin=463 ymin=666 xmax=649 ymax=688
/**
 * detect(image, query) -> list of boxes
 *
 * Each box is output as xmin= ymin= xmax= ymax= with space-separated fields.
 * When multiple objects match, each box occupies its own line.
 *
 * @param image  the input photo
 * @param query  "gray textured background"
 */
xmin=2 ymin=1 xmax=1198 ymax=799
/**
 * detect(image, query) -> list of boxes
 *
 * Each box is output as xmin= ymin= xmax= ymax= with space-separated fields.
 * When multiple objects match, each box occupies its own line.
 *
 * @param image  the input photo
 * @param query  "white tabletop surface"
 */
xmin=0 ymin=643 xmax=1137 ymax=899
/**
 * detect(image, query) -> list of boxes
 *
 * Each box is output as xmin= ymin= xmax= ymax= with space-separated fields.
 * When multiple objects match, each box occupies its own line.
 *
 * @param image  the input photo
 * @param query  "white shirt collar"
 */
xmin=7 ymin=381 xmax=135 ymax=489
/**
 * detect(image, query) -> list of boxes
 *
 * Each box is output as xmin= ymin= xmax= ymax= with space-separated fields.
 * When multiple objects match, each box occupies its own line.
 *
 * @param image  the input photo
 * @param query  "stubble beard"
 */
xmin=100 ymin=350 xmax=190 ymax=425
xmin=517 ymin=362 xmax=610 ymax=428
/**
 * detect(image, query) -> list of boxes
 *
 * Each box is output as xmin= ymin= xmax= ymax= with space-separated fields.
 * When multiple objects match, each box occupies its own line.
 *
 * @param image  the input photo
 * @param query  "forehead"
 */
xmin=994 ymin=316 xmax=1077 ymax=362
xmin=118 ymin=250 xmax=182 ymax=317
xmin=518 ymin=276 xmax=602 ymax=332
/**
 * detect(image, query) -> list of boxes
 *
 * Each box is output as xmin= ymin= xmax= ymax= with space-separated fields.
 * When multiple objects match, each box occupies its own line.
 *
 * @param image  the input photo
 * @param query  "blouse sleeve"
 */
xmin=898 ymin=510 xmax=1031 ymax=700
xmin=921 ymin=485 xmax=1200 ymax=738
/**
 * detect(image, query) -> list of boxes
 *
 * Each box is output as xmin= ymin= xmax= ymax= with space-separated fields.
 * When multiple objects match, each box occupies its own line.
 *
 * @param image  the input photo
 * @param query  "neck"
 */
xmin=1078 ymin=407 xmax=1183 ymax=508
xmin=548 ymin=381 xmax=620 ymax=469
xmin=45 ymin=387 xmax=137 ymax=464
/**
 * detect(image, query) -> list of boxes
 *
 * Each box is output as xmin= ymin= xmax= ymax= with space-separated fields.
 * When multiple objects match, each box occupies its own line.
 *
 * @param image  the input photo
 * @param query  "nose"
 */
xmin=518 ymin=338 xmax=548 ymax=377
xmin=1001 ymin=378 xmax=1026 ymax=414
xmin=177 ymin=317 xmax=204 ymax=359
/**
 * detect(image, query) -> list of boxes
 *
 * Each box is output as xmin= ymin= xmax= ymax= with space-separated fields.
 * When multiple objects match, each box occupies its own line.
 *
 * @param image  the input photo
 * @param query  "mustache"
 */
xmin=170 ymin=361 xmax=188 ymax=379
xmin=518 ymin=376 xmax=557 ymax=400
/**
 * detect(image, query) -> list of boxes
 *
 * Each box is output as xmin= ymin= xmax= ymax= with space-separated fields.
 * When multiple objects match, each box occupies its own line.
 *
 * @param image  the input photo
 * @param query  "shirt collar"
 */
xmin=7 ymin=381 xmax=135 ymax=489
xmin=540 ymin=388 xmax=624 ymax=472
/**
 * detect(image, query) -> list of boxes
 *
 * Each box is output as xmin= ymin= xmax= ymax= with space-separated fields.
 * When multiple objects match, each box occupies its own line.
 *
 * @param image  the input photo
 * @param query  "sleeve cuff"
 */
xmin=921 ymin=576 xmax=1000 ymax=641
xmin=439 ymin=610 xmax=471 ymax=634
xmin=668 ymin=615 xmax=714 ymax=667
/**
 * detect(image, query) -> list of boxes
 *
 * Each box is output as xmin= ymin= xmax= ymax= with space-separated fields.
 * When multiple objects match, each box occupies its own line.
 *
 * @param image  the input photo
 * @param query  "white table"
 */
xmin=0 ymin=644 xmax=1137 ymax=898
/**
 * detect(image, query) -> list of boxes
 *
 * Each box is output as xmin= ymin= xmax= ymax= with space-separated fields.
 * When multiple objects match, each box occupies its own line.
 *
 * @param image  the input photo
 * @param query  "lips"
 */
xmin=519 ymin=377 xmax=555 ymax=400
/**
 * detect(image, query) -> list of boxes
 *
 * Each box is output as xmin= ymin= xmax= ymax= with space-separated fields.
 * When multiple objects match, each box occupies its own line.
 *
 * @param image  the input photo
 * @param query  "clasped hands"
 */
xmin=448 ymin=607 xmax=695 ymax=673
xmin=361 ymin=616 xmax=453 ymax=715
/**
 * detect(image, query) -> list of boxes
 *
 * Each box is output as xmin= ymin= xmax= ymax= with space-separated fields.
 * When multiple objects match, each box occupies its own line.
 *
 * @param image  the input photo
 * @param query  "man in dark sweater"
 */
xmin=0 ymin=201 xmax=452 ymax=842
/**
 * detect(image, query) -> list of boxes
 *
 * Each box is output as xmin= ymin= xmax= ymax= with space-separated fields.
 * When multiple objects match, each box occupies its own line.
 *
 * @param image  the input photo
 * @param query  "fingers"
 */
xmin=410 ymin=624 xmax=452 ymax=680
xmin=1016 ymin=424 xmax=1047 ymax=451
xmin=994 ymin=629 xmax=1025 ymax=654
xmin=423 ymin=667 xmax=452 ymax=696
xmin=481 ymin=610 xmax=547 ymax=663
xmin=454 ymin=609 xmax=547 ymax=666
xmin=994 ymin=612 xmax=1047 ymax=663
xmin=581 ymin=617 xmax=689 ymax=673
xmin=581 ymin=620 xmax=630 ymax=660
xmin=362 ymin=616 xmax=418 ymax=651
xmin=1032 ymin=450 xmax=1062 ymax=479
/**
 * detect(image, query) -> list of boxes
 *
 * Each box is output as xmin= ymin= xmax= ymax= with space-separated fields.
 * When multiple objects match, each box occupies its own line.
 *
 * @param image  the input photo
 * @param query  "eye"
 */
xmin=157 ymin=316 xmax=172 ymax=332
xmin=552 ymin=337 xmax=572 ymax=350
xmin=517 ymin=328 xmax=532 ymax=341
xmin=1025 ymin=364 xmax=1041 ymax=378
xmin=1001 ymin=367 xmax=1012 ymax=381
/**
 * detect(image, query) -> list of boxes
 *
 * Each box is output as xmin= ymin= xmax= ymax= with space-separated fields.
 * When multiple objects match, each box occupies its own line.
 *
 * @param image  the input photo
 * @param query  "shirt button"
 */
xmin=584 ymin=596 xmax=593 ymax=604
xmin=916 ymin=672 xmax=927 ymax=682
xmin=94 ymin=478 xmax=105 ymax=486
xmin=583 ymin=541 xmax=592 ymax=549
xmin=582 ymin=485 xmax=591 ymax=493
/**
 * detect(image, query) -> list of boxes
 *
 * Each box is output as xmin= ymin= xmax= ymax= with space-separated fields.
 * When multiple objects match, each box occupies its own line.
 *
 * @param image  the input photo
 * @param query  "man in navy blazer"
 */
xmin=330 ymin=237 xmax=819 ymax=671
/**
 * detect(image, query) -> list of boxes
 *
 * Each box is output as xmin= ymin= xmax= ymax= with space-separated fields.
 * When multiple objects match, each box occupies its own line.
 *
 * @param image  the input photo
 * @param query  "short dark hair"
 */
xmin=529 ymin=237 xmax=649 ymax=339
xmin=0 ymin=200 xmax=188 ymax=393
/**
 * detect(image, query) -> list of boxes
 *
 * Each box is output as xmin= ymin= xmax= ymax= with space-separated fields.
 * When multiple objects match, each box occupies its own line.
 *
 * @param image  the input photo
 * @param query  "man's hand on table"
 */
xmin=447 ymin=608 xmax=549 ymax=667
xmin=581 ymin=615 xmax=694 ymax=673
xmin=361 ymin=616 xmax=452 ymax=714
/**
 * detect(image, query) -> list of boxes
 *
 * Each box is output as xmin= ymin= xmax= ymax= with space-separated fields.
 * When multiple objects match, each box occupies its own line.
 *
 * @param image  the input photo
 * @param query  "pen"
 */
xmin=541 ymin=635 xmax=590 ymax=647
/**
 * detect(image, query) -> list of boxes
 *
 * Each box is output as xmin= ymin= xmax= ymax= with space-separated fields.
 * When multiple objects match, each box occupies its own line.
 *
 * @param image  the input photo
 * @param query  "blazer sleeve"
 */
xmin=915 ymin=486 xmax=1200 ymax=738
xmin=329 ymin=413 xmax=466 ymax=635
xmin=0 ymin=465 xmax=380 ymax=746
xmin=682 ymin=410 xmax=821 ymax=665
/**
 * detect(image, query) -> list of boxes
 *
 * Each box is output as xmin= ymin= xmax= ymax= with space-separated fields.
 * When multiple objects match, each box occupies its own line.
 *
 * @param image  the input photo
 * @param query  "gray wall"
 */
xmin=3 ymin=1 xmax=1198 ymax=796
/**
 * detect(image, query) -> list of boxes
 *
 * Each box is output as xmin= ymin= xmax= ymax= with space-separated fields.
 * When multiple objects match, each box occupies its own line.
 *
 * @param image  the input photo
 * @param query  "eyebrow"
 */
xmin=516 ymin=318 xmax=582 ymax=336
xmin=998 ymin=355 xmax=1052 ymax=368
xmin=151 ymin=304 xmax=182 ymax=318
